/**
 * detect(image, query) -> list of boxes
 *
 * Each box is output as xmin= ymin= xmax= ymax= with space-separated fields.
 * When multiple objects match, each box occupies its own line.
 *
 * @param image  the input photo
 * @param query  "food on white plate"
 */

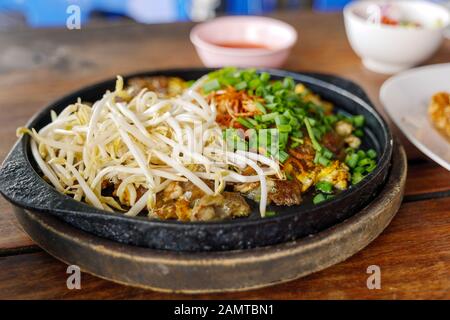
xmin=18 ymin=68 xmax=377 ymax=221
xmin=428 ymin=92 xmax=450 ymax=141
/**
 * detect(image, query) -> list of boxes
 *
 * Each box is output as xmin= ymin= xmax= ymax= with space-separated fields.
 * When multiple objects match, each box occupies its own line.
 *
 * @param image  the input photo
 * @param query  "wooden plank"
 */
xmin=0 ymin=201 xmax=34 ymax=250
xmin=0 ymin=197 xmax=449 ymax=299
xmin=406 ymin=161 xmax=450 ymax=197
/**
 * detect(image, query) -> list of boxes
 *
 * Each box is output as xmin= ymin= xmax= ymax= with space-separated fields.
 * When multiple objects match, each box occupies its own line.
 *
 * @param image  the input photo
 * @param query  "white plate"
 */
xmin=380 ymin=63 xmax=450 ymax=171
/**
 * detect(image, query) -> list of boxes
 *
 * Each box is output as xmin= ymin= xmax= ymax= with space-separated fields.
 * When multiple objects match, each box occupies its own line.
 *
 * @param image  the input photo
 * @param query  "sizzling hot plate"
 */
xmin=0 ymin=68 xmax=393 ymax=252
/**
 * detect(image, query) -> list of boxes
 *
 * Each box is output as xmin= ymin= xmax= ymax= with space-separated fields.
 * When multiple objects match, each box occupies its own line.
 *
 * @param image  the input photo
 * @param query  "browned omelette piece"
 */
xmin=428 ymin=92 xmax=450 ymax=140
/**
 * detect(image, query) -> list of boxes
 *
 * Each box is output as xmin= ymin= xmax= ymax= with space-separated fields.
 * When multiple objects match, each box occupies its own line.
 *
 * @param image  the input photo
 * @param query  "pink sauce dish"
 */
xmin=190 ymin=16 xmax=298 ymax=68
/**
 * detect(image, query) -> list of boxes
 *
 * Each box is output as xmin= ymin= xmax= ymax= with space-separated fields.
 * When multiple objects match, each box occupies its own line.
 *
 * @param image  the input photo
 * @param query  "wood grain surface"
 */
xmin=0 ymin=11 xmax=449 ymax=299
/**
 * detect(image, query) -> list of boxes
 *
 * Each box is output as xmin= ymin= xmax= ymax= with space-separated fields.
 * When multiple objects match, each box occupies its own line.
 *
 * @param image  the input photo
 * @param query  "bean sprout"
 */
xmin=20 ymin=76 xmax=280 ymax=217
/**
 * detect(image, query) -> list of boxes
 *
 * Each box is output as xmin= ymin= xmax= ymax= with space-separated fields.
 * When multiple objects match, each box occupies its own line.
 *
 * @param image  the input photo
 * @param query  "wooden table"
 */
xmin=0 ymin=11 xmax=449 ymax=300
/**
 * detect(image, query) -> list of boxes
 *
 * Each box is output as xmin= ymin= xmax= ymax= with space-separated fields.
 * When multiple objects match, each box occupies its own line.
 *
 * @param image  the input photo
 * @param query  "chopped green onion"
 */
xmin=321 ymin=148 xmax=334 ymax=160
xmin=345 ymin=153 xmax=359 ymax=168
xmin=304 ymin=118 xmax=322 ymax=152
xmin=235 ymin=81 xmax=247 ymax=91
xmin=261 ymin=112 xmax=279 ymax=122
xmin=236 ymin=117 xmax=254 ymax=129
xmin=265 ymin=210 xmax=277 ymax=217
xmin=366 ymin=163 xmax=377 ymax=173
xmin=316 ymin=181 xmax=333 ymax=194
xmin=314 ymin=152 xmax=320 ymax=164
xmin=283 ymin=109 xmax=294 ymax=120
xmin=248 ymin=117 xmax=258 ymax=126
xmin=275 ymin=115 xmax=288 ymax=126
xmin=358 ymin=158 xmax=374 ymax=167
xmin=307 ymin=118 xmax=317 ymax=126
xmin=325 ymin=114 xmax=338 ymax=125
xmin=249 ymin=78 xmax=261 ymax=89
xmin=205 ymin=69 xmax=376 ymax=186
xmin=255 ymin=86 xmax=265 ymax=97
xmin=283 ymin=77 xmax=295 ymax=89
xmin=367 ymin=149 xmax=377 ymax=159
xmin=277 ymin=150 xmax=289 ymax=163
xmin=351 ymin=172 xmax=364 ymax=185
xmin=345 ymin=147 xmax=355 ymax=154
xmin=265 ymin=103 xmax=278 ymax=110
xmin=277 ymin=124 xmax=292 ymax=133
xmin=202 ymin=79 xmax=221 ymax=93
xmin=264 ymin=95 xmax=275 ymax=103
xmin=313 ymin=193 xmax=327 ymax=204
xmin=260 ymin=72 xmax=270 ymax=82
xmin=291 ymin=136 xmax=304 ymax=144
xmin=353 ymin=115 xmax=365 ymax=128
xmin=354 ymin=129 xmax=364 ymax=137
xmin=293 ymin=108 xmax=306 ymax=117
xmin=255 ymin=102 xmax=267 ymax=114
xmin=290 ymin=142 xmax=300 ymax=149
xmin=317 ymin=156 xmax=331 ymax=167
xmin=312 ymin=127 xmax=322 ymax=140
xmin=279 ymin=132 xmax=289 ymax=147
xmin=353 ymin=166 xmax=365 ymax=173
xmin=289 ymin=117 xmax=299 ymax=128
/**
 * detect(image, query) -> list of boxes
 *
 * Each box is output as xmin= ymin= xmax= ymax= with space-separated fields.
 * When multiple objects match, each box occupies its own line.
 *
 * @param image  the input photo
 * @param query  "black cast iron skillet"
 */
xmin=0 ymin=68 xmax=393 ymax=252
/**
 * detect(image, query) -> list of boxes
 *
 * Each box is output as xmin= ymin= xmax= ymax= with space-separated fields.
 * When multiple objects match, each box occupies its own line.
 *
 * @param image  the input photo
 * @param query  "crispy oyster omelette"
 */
xmin=18 ymin=68 xmax=378 ymax=221
xmin=428 ymin=92 xmax=450 ymax=140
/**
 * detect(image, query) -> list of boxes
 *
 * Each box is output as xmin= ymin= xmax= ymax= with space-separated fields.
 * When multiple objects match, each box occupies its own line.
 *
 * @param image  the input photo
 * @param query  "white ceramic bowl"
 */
xmin=344 ymin=0 xmax=450 ymax=74
xmin=190 ymin=16 xmax=297 ymax=68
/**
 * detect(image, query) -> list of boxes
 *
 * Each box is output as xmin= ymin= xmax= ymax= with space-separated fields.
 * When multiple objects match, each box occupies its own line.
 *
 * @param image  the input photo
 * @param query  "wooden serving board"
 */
xmin=12 ymin=143 xmax=407 ymax=294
